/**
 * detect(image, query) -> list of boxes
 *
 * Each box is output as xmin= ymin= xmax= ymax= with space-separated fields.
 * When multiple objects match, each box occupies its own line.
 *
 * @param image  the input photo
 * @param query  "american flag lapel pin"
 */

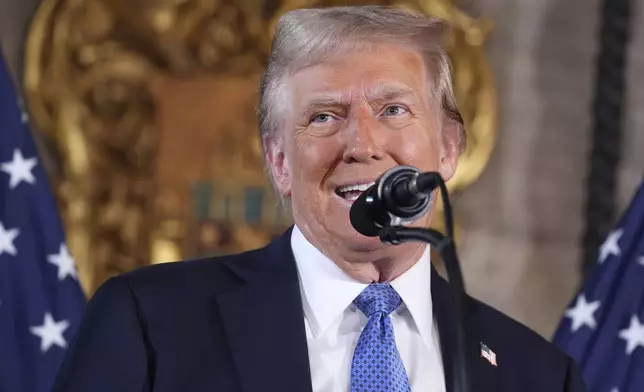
xmin=480 ymin=343 xmax=497 ymax=367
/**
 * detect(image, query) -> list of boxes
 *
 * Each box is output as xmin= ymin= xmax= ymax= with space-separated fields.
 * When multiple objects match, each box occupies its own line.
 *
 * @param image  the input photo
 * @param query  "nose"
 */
xmin=342 ymin=114 xmax=385 ymax=163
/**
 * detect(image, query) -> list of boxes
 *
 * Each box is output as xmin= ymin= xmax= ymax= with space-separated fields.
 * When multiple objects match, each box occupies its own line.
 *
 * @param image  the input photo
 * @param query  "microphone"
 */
xmin=350 ymin=165 xmax=442 ymax=237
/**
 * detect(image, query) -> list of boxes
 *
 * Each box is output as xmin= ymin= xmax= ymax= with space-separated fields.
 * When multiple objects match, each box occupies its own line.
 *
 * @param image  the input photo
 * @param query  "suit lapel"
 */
xmin=432 ymin=268 xmax=456 ymax=392
xmin=215 ymin=229 xmax=313 ymax=392
xmin=432 ymin=268 xmax=501 ymax=392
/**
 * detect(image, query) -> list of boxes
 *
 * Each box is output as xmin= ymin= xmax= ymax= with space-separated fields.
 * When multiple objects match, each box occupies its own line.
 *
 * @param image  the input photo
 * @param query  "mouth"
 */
xmin=334 ymin=182 xmax=376 ymax=202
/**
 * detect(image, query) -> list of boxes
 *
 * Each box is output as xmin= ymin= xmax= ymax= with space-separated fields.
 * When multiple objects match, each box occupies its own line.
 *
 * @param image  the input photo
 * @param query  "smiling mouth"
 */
xmin=334 ymin=182 xmax=376 ymax=202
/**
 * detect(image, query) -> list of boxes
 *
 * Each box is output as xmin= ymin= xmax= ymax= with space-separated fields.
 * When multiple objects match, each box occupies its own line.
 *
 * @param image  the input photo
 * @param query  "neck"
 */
xmin=297 ymin=226 xmax=427 ymax=283
xmin=334 ymin=244 xmax=426 ymax=283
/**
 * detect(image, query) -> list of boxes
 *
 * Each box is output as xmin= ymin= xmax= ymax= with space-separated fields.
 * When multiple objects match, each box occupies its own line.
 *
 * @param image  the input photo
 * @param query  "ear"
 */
xmin=438 ymin=119 xmax=461 ymax=181
xmin=265 ymin=136 xmax=292 ymax=197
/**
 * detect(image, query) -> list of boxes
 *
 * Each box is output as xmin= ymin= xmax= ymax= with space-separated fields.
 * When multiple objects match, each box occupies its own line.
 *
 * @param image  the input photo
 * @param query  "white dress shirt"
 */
xmin=291 ymin=225 xmax=446 ymax=392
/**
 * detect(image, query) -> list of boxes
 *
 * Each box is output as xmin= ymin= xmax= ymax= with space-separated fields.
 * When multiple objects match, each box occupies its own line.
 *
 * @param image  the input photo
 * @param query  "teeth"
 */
xmin=337 ymin=182 xmax=375 ymax=193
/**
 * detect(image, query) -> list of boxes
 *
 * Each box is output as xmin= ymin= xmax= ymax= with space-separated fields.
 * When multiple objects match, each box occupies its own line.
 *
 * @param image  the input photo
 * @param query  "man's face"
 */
xmin=267 ymin=44 xmax=460 ymax=258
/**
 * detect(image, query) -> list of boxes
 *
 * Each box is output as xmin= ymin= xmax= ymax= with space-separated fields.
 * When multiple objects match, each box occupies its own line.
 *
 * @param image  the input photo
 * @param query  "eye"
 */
xmin=310 ymin=113 xmax=335 ymax=124
xmin=383 ymin=105 xmax=408 ymax=116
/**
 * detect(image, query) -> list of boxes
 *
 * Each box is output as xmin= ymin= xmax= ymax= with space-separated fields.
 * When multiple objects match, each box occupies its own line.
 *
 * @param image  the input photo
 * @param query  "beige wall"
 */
xmin=1 ymin=0 xmax=643 ymax=339
xmin=458 ymin=0 xmax=644 ymax=338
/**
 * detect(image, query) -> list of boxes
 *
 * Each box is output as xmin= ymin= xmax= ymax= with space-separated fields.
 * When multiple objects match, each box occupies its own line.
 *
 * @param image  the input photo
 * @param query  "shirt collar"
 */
xmin=291 ymin=225 xmax=434 ymax=347
xmin=389 ymin=245 xmax=434 ymax=348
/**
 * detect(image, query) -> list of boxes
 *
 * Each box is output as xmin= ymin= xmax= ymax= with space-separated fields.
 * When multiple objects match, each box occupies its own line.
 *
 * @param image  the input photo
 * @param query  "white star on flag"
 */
xmin=0 ymin=221 xmax=20 ymax=257
xmin=565 ymin=294 xmax=601 ymax=332
xmin=618 ymin=315 xmax=644 ymax=355
xmin=29 ymin=312 xmax=70 ymax=353
xmin=598 ymin=229 xmax=623 ymax=263
xmin=0 ymin=149 xmax=38 ymax=189
xmin=638 ymin=256 xmax=644 ymax=266
xmin=47 ymin=243 xmax=78 ymax=281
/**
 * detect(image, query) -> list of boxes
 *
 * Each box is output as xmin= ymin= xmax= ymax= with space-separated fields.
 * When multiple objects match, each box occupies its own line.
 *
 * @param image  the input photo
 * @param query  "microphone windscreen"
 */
xmin=349 ymin=188 xmax=384 ymax=237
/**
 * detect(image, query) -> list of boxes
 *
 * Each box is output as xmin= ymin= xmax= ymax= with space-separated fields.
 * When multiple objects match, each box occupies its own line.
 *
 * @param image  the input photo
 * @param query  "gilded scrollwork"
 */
xmin=24 ymin=0 xmax=497 ymax=296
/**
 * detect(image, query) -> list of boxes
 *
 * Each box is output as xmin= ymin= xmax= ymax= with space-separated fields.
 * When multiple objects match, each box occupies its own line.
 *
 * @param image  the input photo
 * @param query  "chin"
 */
xmin=341 ymin=228 xmax=390 ymax=252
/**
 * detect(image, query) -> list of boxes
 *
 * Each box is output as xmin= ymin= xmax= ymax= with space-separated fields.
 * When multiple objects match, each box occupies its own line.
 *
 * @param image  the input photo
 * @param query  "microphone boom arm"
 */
xmin=377 ymin=173 xmax=472 ymax=392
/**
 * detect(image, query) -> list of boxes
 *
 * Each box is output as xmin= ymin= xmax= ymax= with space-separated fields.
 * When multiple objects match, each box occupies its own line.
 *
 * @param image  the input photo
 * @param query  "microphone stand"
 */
xmin=378 ymin=176 xmax=472 ymax=392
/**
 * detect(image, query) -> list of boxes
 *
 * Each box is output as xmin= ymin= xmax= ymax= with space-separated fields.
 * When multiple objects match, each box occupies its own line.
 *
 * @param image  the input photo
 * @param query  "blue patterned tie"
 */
xmin=350 ymin=284 xmax=411 ymax=392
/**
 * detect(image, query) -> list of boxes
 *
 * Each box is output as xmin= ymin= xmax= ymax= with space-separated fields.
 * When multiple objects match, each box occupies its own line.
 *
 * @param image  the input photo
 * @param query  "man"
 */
xmin=53 ymin=6 xmax=587 ymax=392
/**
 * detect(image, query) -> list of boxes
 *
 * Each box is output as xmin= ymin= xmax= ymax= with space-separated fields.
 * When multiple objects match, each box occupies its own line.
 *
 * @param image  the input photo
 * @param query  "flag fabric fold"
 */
xmin=0 ymin=52 xmax=85 ymax=391
xmin=554 ymin=182 xmax=644 ymax=392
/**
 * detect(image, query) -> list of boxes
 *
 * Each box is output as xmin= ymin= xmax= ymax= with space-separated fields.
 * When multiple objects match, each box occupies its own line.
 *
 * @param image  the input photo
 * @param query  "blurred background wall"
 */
xmin=0 ymin=0 xmax=40 ymax=76
xmin=456 ymin=0 xmax=644 ymax=338
xmin=1 ymin=0 xmax=642 ymax=340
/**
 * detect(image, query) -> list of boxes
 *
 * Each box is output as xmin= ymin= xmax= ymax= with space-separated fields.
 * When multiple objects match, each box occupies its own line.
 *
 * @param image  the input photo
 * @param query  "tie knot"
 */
xmin=353 ymin=284 xmax=402 ymax=317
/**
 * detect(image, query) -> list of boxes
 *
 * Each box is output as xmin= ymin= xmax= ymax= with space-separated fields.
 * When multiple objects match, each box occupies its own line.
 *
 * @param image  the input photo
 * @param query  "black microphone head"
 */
xmin=349 ymin=185 xmax=390 ymax=237
xmin=349 ymin=165 xmax=435 ymax=238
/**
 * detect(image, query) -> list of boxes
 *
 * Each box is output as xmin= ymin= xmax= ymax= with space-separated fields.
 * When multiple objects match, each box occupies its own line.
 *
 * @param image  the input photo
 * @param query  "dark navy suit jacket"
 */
xmin=53 ymin=228 xmax=587 ymax=392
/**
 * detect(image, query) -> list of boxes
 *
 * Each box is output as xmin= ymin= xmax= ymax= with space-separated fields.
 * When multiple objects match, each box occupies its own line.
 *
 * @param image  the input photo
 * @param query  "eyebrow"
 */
xmin=303 ymin=94 xmax=347 ymax=108
xmin=297 ymin=84 xmax=418 ymax=117
xmin=298 ymin=92 xmax=348 ymax=117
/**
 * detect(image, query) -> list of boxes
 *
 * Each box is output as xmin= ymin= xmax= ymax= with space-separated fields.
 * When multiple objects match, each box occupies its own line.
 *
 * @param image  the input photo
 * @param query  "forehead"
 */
xmin=286 ymin=44 xmax=430 ymax=101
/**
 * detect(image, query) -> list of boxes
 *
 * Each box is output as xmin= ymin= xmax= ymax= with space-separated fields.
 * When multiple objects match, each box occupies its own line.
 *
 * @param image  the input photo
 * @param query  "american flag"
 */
xmin=0 ymin=53 xmax=85 ymax=390
xmin=480 ymin=342 xmax=497 ymax=367
xmin=554 ymin=182 xmax=644 ymax=391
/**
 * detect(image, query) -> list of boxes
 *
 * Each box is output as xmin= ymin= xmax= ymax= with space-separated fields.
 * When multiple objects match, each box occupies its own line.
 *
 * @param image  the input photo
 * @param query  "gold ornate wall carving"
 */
xmin=24 ymin=0 xmax=497 ymax=296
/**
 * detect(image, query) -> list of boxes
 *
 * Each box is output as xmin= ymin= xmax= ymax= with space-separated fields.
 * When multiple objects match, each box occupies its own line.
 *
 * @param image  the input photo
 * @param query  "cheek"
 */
xmin=390 ymin=128 xmax=441 ymax=170
xmin=289 ymin=135 xmax=341 ymax=184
